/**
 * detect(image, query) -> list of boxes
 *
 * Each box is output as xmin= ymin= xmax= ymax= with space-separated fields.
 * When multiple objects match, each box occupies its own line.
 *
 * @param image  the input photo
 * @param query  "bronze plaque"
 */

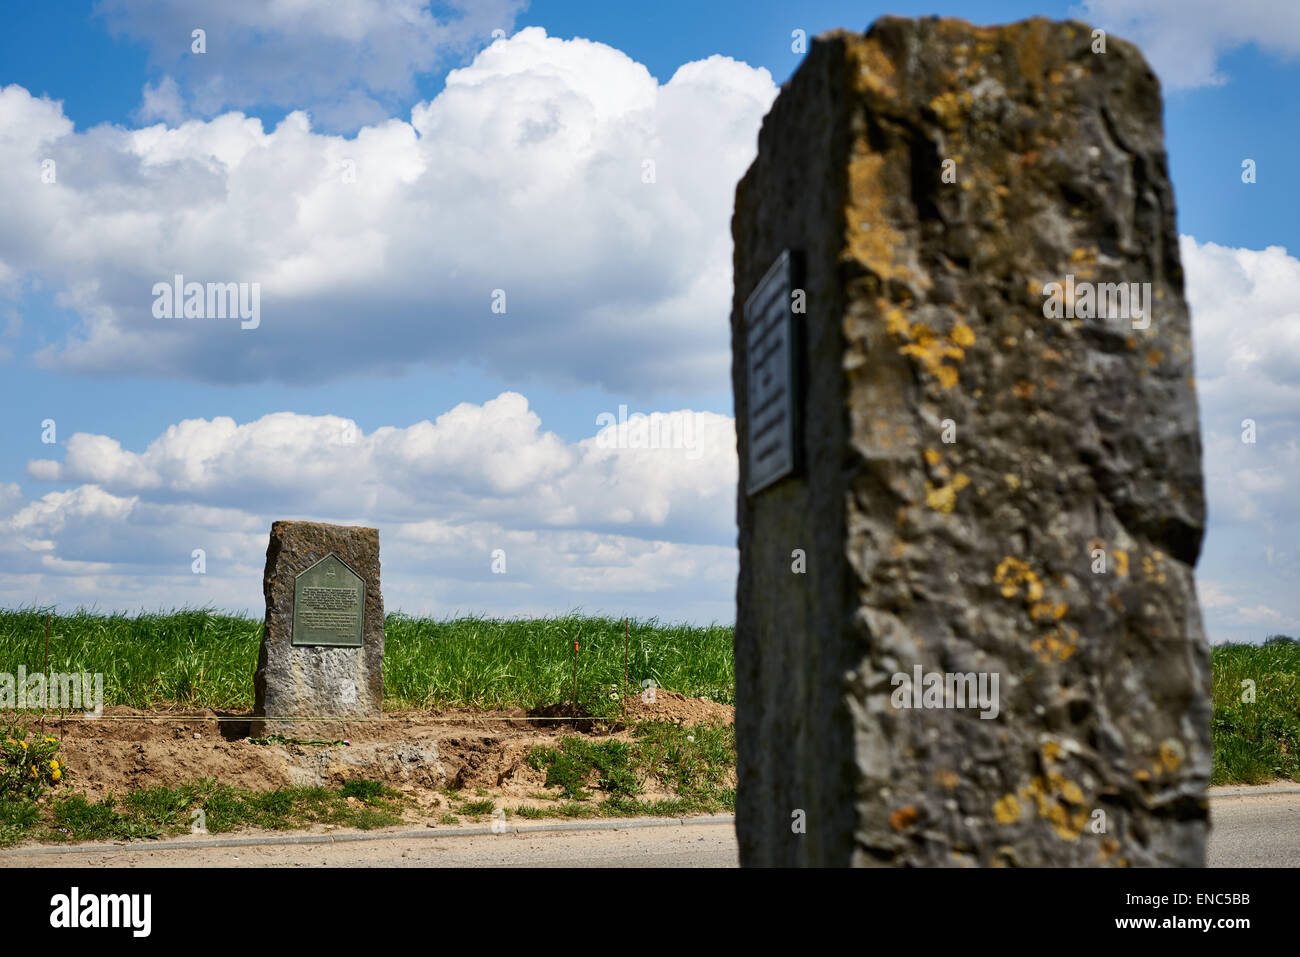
xmin=292 ymin=553 xmax=365 ymax=647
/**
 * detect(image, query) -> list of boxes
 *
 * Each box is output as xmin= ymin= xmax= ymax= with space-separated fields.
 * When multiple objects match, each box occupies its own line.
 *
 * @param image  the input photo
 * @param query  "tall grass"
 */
xmin=0 ymin=607 xmax=258 ymax=710
xmin=383 ymin=613 xmax=733 ymax=710
xmin=1211 ymin=640 xmax=1300 ymax=784
xmin=0 ymin=607 xmax=734 ymax=712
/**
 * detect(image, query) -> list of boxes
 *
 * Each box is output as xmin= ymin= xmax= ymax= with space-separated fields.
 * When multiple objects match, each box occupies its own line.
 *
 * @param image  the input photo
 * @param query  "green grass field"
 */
xmin=0 ymin=608 xmax=1296 ymax=785
xmin=0 ymin=607 xmax=734 ymax=715
xmin=1211 ymin=639 xmax=1300 ymax=784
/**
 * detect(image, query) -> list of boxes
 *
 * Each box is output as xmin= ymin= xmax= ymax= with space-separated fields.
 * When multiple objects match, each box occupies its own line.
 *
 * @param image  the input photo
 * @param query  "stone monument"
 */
xmin=730 ymin=17 xmax=1210 ymax=866
xmin=253 ymin=521 xmax=385 ymax=736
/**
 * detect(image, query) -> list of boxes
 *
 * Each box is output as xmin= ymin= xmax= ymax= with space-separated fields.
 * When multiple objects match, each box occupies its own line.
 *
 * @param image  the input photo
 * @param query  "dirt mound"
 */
xmin=22 ymin=697 xmax=735 ymax=809
xmin=619 ymin=690 xmax=734 ymax=726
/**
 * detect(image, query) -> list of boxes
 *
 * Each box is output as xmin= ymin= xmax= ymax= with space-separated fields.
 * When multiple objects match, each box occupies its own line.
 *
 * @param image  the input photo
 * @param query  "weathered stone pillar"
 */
xmin=731 ymin=16 xmax=1210 ymax=866
xmin=253 ymin=521 xmax=385 ymax=737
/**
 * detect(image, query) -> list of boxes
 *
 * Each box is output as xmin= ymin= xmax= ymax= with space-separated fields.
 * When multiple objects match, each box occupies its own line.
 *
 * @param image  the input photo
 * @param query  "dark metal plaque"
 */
xmin=292 ymin=554 xmax=365 ymax=648
xmin=744 ymin=250 xmax=800 ymax=495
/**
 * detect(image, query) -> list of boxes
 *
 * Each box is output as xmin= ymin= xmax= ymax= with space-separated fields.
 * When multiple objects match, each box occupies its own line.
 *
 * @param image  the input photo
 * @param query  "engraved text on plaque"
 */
xmin=292 ymin=553 xmax=365 ymax=647
xmin=744 ymin=249 xmax=800 ymax=494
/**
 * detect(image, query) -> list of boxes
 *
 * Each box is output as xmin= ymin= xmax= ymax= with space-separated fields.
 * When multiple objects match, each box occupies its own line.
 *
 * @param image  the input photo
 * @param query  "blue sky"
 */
xmin=0 ymin=0 xmax=1297 ymax=640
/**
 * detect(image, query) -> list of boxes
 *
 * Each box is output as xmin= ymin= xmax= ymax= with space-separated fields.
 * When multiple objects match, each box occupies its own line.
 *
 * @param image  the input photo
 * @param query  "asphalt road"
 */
xmin=1207 ymin=785 xmax=1300 ymax=867
xmin=0 ymin=817 xmax=742 ymax=868
xmin=1 ymin=786 xmax=1295 ymax=867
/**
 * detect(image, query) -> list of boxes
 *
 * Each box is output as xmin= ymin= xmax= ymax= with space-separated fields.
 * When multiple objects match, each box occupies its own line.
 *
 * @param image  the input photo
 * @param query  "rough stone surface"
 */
xmin=731 ymin=17 xmax=1210 ymax=866
xmin=279 ymin=741 xmax=444 ymax=789
xmin=253 ymin=521 xmax=385 ymax=736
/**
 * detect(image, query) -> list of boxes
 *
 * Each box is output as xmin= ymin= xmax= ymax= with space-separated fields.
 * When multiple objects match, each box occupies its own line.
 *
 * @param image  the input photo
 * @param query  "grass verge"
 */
xmin=520 ymin=720 xmax=735 ymax=816
xmin=1211 ymin=641 xmax=1300 ymax=785
xmin=0 ymin=777 xmax=407 ymax=848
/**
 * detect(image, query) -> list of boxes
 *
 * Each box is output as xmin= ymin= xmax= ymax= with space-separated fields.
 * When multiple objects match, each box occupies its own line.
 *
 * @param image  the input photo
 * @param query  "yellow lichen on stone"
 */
xmin=883 ymin=308 xmax=969 ymax=389
xmin=1032 ymin=625 xmax=1078 ymax=663
xmin=997 ymin=557 xmax=1076 ymax=660
xmin=1009 ymin=19 xmax=1056 ymax=94
xmin=1159 ymin=739 xmax=1185 ymax=773
xmin=885 ymin=306 xmax=910 ymax=338
xmin=1141 ymin=553 xmax=1167 ymax=585
xmin=889 ymin=804 xmax=920 ymax=831
xmin=929 ymin=89 xmax=974 ymax=130
xmin=1062 ymin=810 xmax=1090 ymax=841
xmin=935 ymin=769 xmax=960 ymax=789
xmin=848 ymin=35 xmax=898 ymax=99
xmin=925 ymin=473 xmax=971 ymax=513
xmin=923 ymin=448 xmax=943 ymax=466
xmin=899 ymin=324 xmax=964 ymax=373
xmin=993 ymin=794 xmax=1022 ymax=823
xmin=1020 ymin=772 xmax=1088 ymax=840
xmin=1028 ymin=600 xmax=1068 ymax=622
xmin=994 ymin=557 xmax=1043 ymax=601
xmin=844 ymin=150 xmax=910 ymax=282
xmin=1113 ymin=549 xmax=1129 ymax=577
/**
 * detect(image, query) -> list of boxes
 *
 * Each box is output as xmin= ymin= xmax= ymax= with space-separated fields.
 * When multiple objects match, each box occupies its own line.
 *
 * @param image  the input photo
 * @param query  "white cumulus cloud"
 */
xmin=1072 ymin=0 xmax=1300 ymax=89
xmin=6 ymin=393 xmax=739 ymax=621
xmin=0 ymin=29 xmax=777 ymax=398
xmin=96 ymin=0 xmax=527 ymax=131
xmin=1184 ymin=235 xmax=1300 ymax=641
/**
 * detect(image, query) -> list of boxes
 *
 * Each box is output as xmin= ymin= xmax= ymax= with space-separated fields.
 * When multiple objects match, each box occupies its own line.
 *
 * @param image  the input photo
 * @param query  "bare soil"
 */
xmin=29 ymin=692 xmax=735 ymax=821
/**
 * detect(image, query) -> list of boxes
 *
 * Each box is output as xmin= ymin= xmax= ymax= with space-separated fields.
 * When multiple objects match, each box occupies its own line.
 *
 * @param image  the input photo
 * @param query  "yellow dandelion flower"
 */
xmin=52 ymin=769 xmax=61 ymax=781
xmin=20 ymin=740 xmax=27 ymax=749
xmin=49 ymin=759 xmax=59 ymax=771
